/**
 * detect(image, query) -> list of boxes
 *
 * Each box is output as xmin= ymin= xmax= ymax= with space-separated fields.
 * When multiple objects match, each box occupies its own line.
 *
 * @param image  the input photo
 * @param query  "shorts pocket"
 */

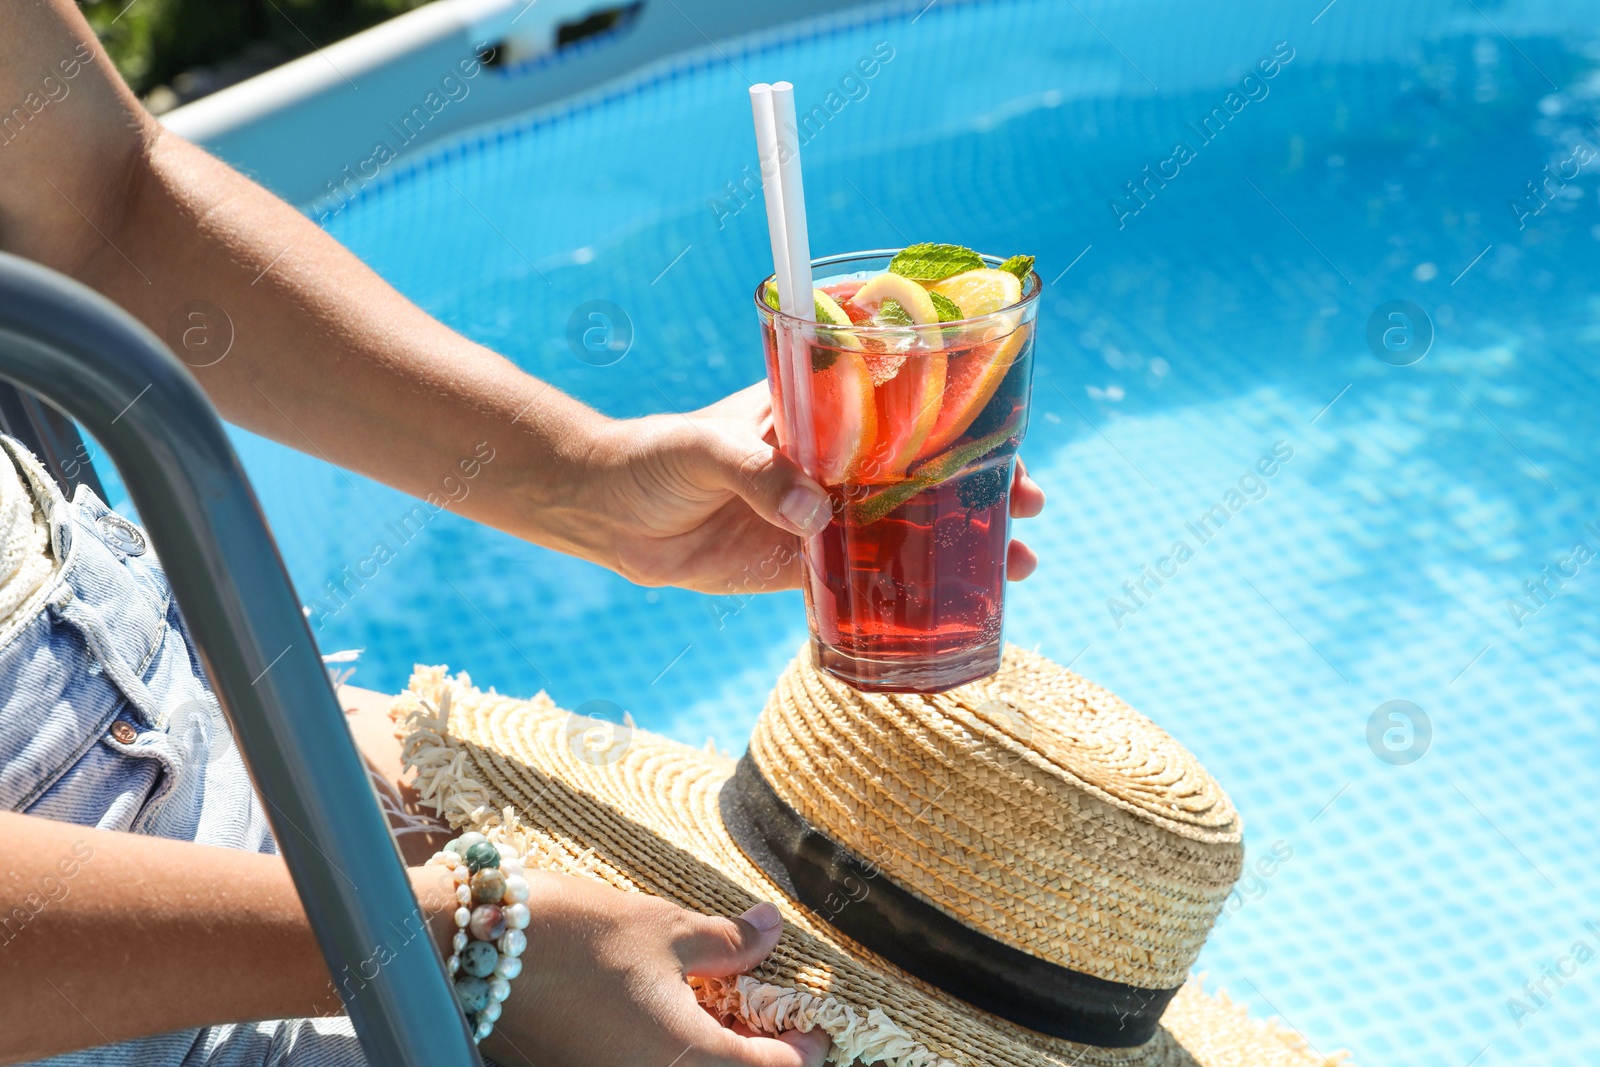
xmin=24 ymin=711 xmax=173 ymax=832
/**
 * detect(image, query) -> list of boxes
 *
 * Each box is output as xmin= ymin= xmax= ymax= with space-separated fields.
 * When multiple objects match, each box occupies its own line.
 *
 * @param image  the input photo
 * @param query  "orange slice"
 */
xmin=928 ymin=268 xmax=1023 ymax=317
xmin=860 ymin=349 xmax=948 ymax=483
xmin=916 ymin=322 xmax=1030 ymax=460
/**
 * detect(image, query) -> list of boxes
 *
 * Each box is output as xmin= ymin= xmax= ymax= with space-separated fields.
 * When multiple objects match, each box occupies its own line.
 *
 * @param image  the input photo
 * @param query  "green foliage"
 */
xmin=875 ymin=299 xmax=914 ymax=327
xmin=81 ymin=0 xmax=434 ymax=96
xmin=928 ymin=290 xmax=964 ymax=323
xmin=887 ymin=243 xmax=984 ymax=282
xmin=997 ymin=254 xmax=1034 ymax=281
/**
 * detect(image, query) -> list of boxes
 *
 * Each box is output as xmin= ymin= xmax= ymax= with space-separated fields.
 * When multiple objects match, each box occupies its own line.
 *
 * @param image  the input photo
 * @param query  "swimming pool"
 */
xmin=119 ymin=0 xmax=1600 ymax=1062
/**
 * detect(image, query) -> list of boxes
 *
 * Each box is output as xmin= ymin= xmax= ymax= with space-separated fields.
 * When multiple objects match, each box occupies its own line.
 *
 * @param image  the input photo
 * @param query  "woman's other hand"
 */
xmin=481 ymin=873 xmax=829 ymax=1067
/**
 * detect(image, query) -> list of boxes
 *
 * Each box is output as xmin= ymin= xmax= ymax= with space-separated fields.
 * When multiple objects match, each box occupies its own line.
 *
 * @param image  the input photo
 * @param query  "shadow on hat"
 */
xmin=395 ymin=644 xmax=1350 ymax=1066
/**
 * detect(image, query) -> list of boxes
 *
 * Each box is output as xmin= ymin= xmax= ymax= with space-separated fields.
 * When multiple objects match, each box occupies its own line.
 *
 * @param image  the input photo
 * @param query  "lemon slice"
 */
xmin=814 ymin=289 xmax=851 ymax=326
xmin=852 ymin=273 xmax=941 ymax=325
xmin=928 ymin=268 xmax=1023 ymax=318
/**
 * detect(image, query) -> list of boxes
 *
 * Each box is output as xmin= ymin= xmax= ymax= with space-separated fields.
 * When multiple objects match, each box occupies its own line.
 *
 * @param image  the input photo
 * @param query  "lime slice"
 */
xmin=846 ymin=416 xmax=1021 ymax=525
xmin=765 ymin=282 xmax=852 ymax=327
xmin=928 ymin=268 xmax=1023 ymax=318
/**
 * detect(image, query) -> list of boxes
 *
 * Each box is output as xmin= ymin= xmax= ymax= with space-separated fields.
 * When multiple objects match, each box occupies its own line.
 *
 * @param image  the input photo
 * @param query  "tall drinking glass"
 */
xmin=756 ymin=250 xmax=1040 ymax=693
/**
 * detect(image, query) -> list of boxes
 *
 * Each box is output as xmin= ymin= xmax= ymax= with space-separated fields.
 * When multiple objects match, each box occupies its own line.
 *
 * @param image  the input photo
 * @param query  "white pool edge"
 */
xmin=157 ymin=0 xmax=881 ymax=207
xmin=162 ymin=0 xmax=557 ymax=142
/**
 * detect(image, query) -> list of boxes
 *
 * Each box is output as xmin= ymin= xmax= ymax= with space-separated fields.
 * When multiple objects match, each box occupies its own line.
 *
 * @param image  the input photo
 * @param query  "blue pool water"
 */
xmin=108 ymin=0 xmax=1600 ymax=1062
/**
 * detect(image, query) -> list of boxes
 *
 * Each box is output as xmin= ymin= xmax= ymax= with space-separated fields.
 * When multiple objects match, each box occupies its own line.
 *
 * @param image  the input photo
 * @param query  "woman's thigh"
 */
xmin=338 ymin=684 xmax=452 ymax=866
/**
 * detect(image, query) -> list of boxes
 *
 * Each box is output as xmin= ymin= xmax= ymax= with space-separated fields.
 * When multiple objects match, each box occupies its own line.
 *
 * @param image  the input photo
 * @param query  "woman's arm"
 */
xmin=0 ymin=1 xmax=1041 ymax=593
xmin=0 ymin=691 xmax=824 ymax=1066
xmin=0 ymin=810 xmax=827 ymax=1067
xmin=0 ymin=809 xmax=452 ymax=1063
xmin=1 ymin=1 xmax=603 ymax=537
xmin=2 ymin=0 xmax=647 ymax=553
xmin=0 ymin=0 xmax=842 ymax=591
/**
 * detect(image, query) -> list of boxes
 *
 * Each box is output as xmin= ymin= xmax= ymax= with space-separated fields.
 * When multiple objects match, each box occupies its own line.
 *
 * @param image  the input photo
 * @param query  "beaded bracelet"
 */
xmin=428 ymin=831 xmax=530 ymax=1043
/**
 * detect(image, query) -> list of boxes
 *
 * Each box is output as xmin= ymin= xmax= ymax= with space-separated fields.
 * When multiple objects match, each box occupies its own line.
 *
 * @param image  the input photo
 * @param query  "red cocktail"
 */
xmin=756 ymin=246 xmax=1040 ymax=692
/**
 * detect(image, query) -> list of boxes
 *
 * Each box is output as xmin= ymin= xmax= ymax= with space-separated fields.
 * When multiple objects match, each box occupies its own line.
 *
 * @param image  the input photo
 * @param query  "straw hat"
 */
xmin=395 ymin=645 xmax=1347 ymax=1067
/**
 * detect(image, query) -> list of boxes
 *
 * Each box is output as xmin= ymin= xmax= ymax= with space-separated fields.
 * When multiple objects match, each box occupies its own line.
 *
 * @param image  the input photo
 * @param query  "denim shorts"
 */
xmin=1 ymin=437 xmax=368 ymax=1066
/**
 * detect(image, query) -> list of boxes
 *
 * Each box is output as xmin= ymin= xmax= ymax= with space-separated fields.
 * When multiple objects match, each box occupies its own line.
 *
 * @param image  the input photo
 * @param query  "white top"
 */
xmin=0 ymin=446 xmax=57 ymax=636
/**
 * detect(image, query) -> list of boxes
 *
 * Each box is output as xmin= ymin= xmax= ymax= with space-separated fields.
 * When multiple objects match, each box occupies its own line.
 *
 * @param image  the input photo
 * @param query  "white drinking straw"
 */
xmin=749 ymin=83 xmax=801 ymax=466
xmin=769 ymin=83 xmax=815 ymax=318
xmin=768 ymin=83 xmax=818 ymax=476
xmin=748 ymin=84 xmax=795 ymax=315
xmin=748 ymin=82 xmax=817 ymax=476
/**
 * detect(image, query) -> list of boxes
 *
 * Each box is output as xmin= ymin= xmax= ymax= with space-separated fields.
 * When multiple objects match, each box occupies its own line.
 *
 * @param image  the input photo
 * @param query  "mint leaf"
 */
xmin=876 ymin=299 xmax=914 ymax=327
xmin=763 ymin=282 xmax=781 ymax=311
xmin=929 ymin=291 xmax=964 ymax=323
xmin=888 ymin=243 xmax=984 ymax=282
xmin=810 ymin=344 xmax=838 ymax=372
xmin=998 ymin=255 xmax=1034 ymax=282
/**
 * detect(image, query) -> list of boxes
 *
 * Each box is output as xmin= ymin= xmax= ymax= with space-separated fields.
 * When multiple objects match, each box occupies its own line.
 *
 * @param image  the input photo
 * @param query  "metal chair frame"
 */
xmin=0 ymin=252 xmax=480 ymax=1066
